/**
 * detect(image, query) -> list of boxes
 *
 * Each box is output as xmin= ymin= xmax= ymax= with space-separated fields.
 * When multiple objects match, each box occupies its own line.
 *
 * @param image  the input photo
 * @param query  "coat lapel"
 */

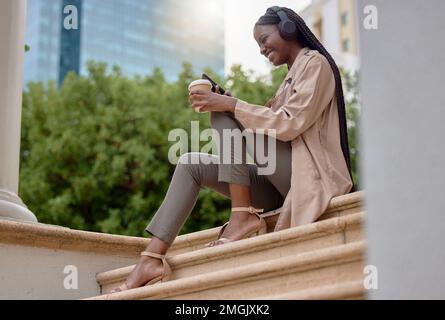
xmin=270 ymin=47 xmax=311 ymax=110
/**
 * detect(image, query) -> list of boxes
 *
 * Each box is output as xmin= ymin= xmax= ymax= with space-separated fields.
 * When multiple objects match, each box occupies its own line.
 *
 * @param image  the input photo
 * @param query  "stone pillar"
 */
xmin=0 ymin=0 xmax=37 ymax=223
xmin=358 ymin=0 xmax=445 ymax=298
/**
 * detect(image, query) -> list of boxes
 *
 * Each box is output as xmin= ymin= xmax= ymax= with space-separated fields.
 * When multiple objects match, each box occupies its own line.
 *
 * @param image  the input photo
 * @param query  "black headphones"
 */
xmin=270 ymin=6 xmax=297 ymax=41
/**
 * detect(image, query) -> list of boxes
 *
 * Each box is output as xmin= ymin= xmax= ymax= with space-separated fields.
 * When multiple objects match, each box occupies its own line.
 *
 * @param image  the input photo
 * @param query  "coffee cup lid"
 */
xmin=188 ymin=79 xmax=212 ymax=91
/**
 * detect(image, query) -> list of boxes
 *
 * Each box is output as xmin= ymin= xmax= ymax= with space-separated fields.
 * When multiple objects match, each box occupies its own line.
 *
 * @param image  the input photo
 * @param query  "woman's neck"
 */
xmin=287 ymin=44 xmax=303 ymax=70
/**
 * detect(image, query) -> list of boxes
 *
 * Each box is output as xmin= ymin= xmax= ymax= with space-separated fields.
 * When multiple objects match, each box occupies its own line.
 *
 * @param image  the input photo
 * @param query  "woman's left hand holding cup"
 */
xmin=188 ymin=80 xmax=237 ymax=113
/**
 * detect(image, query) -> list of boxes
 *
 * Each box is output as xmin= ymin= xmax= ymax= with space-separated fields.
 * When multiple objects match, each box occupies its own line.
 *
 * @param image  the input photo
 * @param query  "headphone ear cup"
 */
xmin=278 ymin=21 xmax=296 ymax=41
xmin=273 ymin=7 xmax=298 ymax=41
xmin=282 ymin=20 xmax=297 ymax=35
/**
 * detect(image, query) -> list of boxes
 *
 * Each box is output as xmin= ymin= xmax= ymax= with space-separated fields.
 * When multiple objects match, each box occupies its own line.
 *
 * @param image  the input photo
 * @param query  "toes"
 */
xmin=205 ymin=239 xmax=228 ymax=248
xmin=110 ymin=282 xmax=128 ymax=294
xmin=206 ymin=240 xmax=218 ymax=247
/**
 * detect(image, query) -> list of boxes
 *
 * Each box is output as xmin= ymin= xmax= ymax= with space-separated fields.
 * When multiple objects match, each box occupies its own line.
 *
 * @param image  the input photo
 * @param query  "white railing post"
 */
xmin=0 ymin=0 xmax=37 ymax=223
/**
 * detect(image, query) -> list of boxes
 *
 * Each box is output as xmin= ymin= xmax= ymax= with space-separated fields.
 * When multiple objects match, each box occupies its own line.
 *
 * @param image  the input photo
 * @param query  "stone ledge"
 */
xmin=327 ymin=191 xmax=364 ymax=210
xmin=0 ymin=219 xmax=148 ymax=257
xmin=252 ymin=280 xmax=365 ymax=300
xmin=86 ymin=241 xmax=366 ymax=300
xmin=97 ymin=212 xmax=364 ymax=289
xmin=0 ymin=191 xmax=363 ymax=257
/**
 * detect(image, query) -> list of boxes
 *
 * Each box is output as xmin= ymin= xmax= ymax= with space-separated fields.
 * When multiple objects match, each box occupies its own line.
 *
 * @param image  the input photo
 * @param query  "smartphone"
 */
xmin=202 ymin=73 xmax=226 ymax=95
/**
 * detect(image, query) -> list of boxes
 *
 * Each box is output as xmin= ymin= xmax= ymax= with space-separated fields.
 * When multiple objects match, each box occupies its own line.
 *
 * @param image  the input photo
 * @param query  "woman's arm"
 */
xmin=234 ymin=55 xmax=335 ymax=142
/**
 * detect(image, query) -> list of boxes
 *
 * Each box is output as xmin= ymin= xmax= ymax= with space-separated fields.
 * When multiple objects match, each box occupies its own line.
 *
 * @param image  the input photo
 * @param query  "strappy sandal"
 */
xmin=110 ymin=251 xmax=172 ymax=293
xmin=205 ymin=206 xmax=268 ymax=247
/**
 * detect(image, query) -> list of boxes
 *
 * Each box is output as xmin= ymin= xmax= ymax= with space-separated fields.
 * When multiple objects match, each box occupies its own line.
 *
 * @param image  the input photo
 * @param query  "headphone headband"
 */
xmin=270 ymin=6 xmax=297 ymax=40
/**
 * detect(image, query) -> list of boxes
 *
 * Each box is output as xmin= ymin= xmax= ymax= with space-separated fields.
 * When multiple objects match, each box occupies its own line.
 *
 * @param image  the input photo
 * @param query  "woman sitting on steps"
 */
xmin=110 ymin=6 xmax=355 ymax=293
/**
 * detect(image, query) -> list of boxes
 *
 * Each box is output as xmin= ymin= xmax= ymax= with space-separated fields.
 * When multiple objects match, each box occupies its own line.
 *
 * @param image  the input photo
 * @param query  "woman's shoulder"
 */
xmin=305 ymin=49 xmax=330 ymax=68
xmin=299 ymin=49 xmax=333 ymax=81
xmin=289 ymin=49 xmax=334 ymax=87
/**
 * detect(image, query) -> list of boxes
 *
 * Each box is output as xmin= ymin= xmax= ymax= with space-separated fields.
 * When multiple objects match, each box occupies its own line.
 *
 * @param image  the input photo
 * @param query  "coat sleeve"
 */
xmin=233 ymin=54 xmax=336 ymax=142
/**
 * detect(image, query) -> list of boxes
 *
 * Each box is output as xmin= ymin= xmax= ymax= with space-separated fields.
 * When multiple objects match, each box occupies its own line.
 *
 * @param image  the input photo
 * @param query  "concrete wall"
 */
xmin=0 ymin=244 xmax=138 ymax=299
xmin=358 ymin=0 xmax=445 ymax=299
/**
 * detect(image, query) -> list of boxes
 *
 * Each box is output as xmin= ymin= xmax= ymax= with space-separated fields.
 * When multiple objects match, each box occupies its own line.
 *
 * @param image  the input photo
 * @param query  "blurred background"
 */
xmin=24 ymin=0 xmax=361 ymax=83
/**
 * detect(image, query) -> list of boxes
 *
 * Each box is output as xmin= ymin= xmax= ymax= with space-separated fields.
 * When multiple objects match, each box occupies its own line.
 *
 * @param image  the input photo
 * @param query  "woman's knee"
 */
xmin=177 ymin=152 xmax=194 ymax=166
xmin=178 ymin=152 xmax=216 ymax=166
xmin=176 ymin=152 xmax=218 ymax=184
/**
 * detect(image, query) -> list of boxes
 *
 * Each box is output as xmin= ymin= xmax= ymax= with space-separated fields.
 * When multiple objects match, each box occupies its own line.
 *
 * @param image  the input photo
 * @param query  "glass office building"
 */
xmin=24 ymin=0 xmax=225 ymax=85
xmin=24 ymin=0 xmax=62 ymax=85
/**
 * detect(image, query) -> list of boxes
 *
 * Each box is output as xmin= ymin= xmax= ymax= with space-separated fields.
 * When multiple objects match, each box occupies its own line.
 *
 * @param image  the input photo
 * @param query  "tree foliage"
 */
xmin=20 ymin=61 xmax=360 ymax=236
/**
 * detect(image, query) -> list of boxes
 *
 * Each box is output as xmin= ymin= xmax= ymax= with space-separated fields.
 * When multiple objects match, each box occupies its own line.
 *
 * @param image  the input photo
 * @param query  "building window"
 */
xmin=342 ymin=38 xmax=350 ymax=52
xmin=314 ymin=19 xmax=323 ymax=42
xmin=341 ymin=12 xmax=348 ymax=26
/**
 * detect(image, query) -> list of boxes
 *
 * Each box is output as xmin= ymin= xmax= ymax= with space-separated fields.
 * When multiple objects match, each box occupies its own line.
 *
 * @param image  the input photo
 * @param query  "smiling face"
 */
xmin=253 ymin=24 xmax=296 ymax=66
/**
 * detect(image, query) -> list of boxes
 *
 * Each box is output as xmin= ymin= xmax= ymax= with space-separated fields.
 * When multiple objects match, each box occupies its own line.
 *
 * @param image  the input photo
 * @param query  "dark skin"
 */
xmin=111 ymin=23 xmax=303 ymax=294
xmin=253 ymin=24 xmax=301 ymax=70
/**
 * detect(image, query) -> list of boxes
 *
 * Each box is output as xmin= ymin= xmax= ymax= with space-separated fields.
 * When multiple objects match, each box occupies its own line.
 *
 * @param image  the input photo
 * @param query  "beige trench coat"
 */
xmin=234 ymin=46 xmax=353 ymax=231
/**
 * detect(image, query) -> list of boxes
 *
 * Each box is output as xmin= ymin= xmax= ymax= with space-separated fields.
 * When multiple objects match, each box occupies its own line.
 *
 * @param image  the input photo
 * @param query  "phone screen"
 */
xmin=202 ymin=73 xmax=225 ymax=95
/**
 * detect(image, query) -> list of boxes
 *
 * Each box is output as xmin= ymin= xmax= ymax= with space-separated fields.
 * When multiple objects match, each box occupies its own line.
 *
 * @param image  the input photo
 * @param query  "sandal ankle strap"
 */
xmin=140 ymin=251 xmax=171 ymax=279
xmin=232 ymin=206 xmax=264 ymax=214
xmin=141 ymin=251 xmax=165 ymax=260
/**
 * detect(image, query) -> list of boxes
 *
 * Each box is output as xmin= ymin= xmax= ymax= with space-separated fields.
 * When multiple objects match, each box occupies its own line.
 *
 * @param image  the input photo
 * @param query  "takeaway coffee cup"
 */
xmin=188 ymin=79 xmax=212 ymax=113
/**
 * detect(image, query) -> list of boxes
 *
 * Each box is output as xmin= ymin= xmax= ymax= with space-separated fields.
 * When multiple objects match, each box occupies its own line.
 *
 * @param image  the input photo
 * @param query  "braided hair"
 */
xmin=256 ymin=7 xmax=356 ymax=193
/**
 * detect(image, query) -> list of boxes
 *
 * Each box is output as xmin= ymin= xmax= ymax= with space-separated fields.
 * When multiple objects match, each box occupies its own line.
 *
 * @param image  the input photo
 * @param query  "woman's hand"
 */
xmin=214 ymin=85 xmax=232 ymax=97
xmin=189 ymin=86 xmax=236 ymax=113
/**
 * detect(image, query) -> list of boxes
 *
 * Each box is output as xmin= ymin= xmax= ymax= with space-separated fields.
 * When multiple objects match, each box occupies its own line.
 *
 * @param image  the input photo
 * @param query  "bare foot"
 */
xmin=207 ymin=211 xmax=262 ymax=247
xmin=110 ymin=256 xmax=164 ymax=293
